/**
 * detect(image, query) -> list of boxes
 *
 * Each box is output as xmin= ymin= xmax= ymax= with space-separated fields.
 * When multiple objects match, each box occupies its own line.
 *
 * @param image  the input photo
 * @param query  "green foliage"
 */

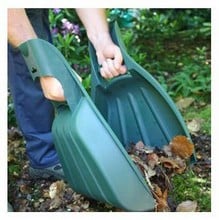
xmin=120 ymin=29 xmax=146 ymax=65
xmin=49 ymin=9 xmax=90 ymax=81
xmin=8 ymin=9 xmax=211 ymax=211
xmin=131 ymin=9 xmax=211 ymax=40
xmin=196 ymin=105 xmax=211 ymax=134
xmin=48 ymin=8 xmax=211 ymax=103
xmin=8 ymin=164 xmax=21 ymax=176
xmin=171 ymin=169 xmax=211 ymax=211
xmin=8 ymin=9 xmax=211 ymax=127
xmin=82 ymin=74 xmax=91 ymax=94
xmin=168 ymin=46 xmax=210 ymax=100
xmin=117 ymin=9 xmax=211 ymax=103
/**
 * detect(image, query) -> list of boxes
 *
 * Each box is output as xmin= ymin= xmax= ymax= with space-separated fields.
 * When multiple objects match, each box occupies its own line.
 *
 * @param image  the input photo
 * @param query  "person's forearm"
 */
xmin=75 ymin=8 xmax=112 ymax=49
xmin=8 ymin=9 xmax=37 ymax=47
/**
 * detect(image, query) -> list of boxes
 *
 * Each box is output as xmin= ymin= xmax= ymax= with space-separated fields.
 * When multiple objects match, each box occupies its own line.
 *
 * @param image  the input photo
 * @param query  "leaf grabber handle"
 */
xmin=19 ymin=39 xmax=84 ymax=111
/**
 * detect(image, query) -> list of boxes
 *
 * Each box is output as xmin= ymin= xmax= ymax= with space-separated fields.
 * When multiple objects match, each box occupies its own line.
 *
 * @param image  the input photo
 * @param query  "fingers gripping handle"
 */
xmin=88 ymin=22 xmax=135 ymax=87
xmin=19 ymin=39 xmax=83 ymax=111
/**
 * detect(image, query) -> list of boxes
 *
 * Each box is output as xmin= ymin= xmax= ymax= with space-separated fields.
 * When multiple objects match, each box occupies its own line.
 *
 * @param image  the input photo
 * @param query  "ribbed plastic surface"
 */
xmin=89 ymin=22 xmax=192 ymax=151
xmin=52 ymin=98 xmax=154 ymax=211
xmin=19 ymin=38 xmax=155 ymax=211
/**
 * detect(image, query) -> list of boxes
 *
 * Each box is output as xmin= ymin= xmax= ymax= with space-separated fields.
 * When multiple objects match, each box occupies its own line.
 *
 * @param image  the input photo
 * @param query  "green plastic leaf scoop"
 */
xmin=89 ymin=22 xmax=194 ymax=156
xmin=19 ymin=39 xmax=155 ymax=211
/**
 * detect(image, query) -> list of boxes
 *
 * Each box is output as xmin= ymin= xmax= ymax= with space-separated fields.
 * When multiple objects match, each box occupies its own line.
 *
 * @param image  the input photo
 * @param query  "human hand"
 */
xmin=40 ymin=76 xmax=65 ymax=101
xmin=39 ymin=72 xmax=82 ymax=101
xmin=95 ymin=36 xmax=127 ymax=79
xmin=75 ymin=9 xmax=127 ymax=79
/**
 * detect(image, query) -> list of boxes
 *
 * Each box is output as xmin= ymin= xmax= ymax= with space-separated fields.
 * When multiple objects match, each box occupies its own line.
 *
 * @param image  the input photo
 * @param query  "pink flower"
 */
xmin=61 ymin=18 xmax=80 ymax=35
xmin=53 ymin=8 xmax=61 ymax=14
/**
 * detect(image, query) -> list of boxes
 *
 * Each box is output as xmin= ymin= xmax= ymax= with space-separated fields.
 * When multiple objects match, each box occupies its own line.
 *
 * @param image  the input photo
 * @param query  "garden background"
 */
xmin=8 ymin=8 xmax=211 ymax=212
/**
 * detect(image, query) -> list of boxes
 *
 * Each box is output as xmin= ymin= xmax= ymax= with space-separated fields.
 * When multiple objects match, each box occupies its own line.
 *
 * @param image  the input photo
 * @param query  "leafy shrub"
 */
xmin=48 ymin=8 xmax=211 ymax=101
xmin=168 ymin=46 xmax=211 ymax=101
xmin=49 ymin=9 xmax=90 ymax=85
xmin=129 ymin=9 xmax=211 ymax=40
xmin=113 ymin=9 xmax=211 ymax=102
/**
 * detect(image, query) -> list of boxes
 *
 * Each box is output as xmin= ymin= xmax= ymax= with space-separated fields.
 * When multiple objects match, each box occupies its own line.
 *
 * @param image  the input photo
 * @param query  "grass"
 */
xmin=171 ymin=104 xmax=211 ymax=212
xmin=171 ymin=169 xmax=211 ymax=211
xmin=183 ymin=104 xmax=211 ymax=135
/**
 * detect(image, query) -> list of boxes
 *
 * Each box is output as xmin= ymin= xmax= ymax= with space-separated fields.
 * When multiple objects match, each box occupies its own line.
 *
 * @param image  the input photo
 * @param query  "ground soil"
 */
xmin=8 ymin=127 xmax=211 ymax=212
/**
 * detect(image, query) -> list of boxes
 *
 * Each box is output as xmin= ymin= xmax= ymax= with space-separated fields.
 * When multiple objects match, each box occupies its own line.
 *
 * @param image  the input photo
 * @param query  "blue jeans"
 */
xmin=8 ymin=45 xmax=60 ymax=168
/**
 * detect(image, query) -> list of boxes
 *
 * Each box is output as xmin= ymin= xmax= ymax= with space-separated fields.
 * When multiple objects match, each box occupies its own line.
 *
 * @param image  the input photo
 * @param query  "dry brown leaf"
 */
xmin=176 ymin=200 xmax=198 ymax=212
xmin=48 ymin=180 xmax=66 ymax=210
xmin=19 ymin=184 xmax=32 ymax=194
xmin=8 ymin=154 xmax=17 ymax=162
xmin=154 ymin=188 xmax=170 ymax=212
xmin=176 ymin=97 xmax=195 ymax=110
xmin=43 ymin=190 xmax=50 ymax=198
xmin=187 ymin=119 xmax=203 ymax=134
xmin=147 ymin=153 xmax=159 ymax=169
xmin=72 ymin=192 xmax=81 ymax=201
xmin=159 ymin=156 xmax=186 ymax=174
xmin=153 ymin=184 xmax=162 ymax=197
xmin=81 ymin=200 xmax=90 ymax=210
xmin=131 ymin=154 xmax=156 ymax=179
xmin=130 ymin=154 xmax=149 ymax=171
xmin=170 ymin=135 xmax=194 ymax=159
xmin=70 ymin=205 xmax=81 ymax=212
xmin=49 ymin=196 xmax=62 ymax=210
xmin=174 ymin=156 xmax=187 ymax=174
xmin=49 ymin=180 xmax=66 ymax=199
xmin=159 ymin=156 xmax=180 ymax=169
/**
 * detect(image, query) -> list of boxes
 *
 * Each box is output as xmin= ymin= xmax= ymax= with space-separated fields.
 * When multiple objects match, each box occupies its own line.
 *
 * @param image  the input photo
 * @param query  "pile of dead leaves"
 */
xmin=128 ymin=135 xmax=197 ymax=212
